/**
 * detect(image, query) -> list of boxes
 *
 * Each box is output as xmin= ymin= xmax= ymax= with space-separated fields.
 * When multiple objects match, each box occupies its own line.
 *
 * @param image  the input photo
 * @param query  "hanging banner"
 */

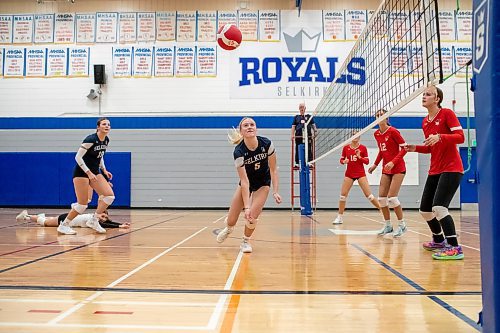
xmin=322 ymin=10 xmax=345 ymax=41
xmin=389 ymin=11 xmax=410 ymax=40
xmin=368 ymin=10 xmax=388 ymax=39
xmin=217 ymin=11 xmax=238 ymax=31
xmin=259 ymin=10 xmax=280 ymax=41
xmin=196 ymin=45 xmax=216 ymax=77
xmin=68 ymin=47 xmax=90 ymax=77
xmin=454 ymin=45 xmax=472 ymax=77
xmin=438 ymin=11 xmax=456 ymax=41
xmin=54 ymin=13 xmax=75 ymax=44
xmin=13 ymin=15 xmax=34 ymax=44
xmin=238 ymin=11 xmax=258 ymax=41
xmin=456 ymin=10 xmax=472 ymax=41
xmin=25 ymin=48 xmax=46 ymax=77
xmin=154 ymin=46 xmax=174 ymax=77
xmin=197 ymin=11 xmax=217 ymax=42
xmin=112 ymin=46 xmax=133 ymax=77
xmin=133 ymin=46 xmax=153 ymax=77
xmin=0 ymin=15 xmax=13 ymax=44
xmin=0 ymin=48 xmax=3 ymax=76
xmin=175 ymin=46 xmax=195 ymax=77
xmin=436 ymin=45 xmax=453 ymax=76
xmin=4 ymin=48 xmax=24 ymax=77
xmin=156 ymin=11 xmax=176 ymax=41
xmin=96 ymin=12 xmax=118 ymax=43
xmin=137 ymin=12 xmax=155 ymax=42
xmin=76 ymin=13 xmax=96 ymax=43
xmin=345 ymin=10 xmax=366 ymax=41
xmin=119 ymin=12 xmax=137 ymax=43
xmin=410 ymin=45 xmax=423 ymax=74
xmin=35 ymin=14 xmax=54 ymax=43
xmin=390 ymin=45 xmax=409 ymax=75
xmin=46 ymin=47 xmax=68 ymax=77
xmin=176 ymin=11 xmax=196 ymax=42
xmin=410 ymin=11 xmax=421 ymax=41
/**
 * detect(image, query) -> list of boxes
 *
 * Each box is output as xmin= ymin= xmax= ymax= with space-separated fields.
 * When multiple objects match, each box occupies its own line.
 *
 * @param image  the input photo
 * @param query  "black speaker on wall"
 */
xmin=94 ymin=64 xmax=106 ymax=84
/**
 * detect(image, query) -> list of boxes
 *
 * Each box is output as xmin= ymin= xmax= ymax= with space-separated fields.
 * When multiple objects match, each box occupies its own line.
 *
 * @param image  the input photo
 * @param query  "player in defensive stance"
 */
xmin=405 ymin=86 xmax=465 ymax=260
xmin=216 ymin=117 xmax=282 ymax=253
xmin=368 ymin=109 xmax=408 ymax=237
xmin=332 ymin=134 xmax=380 ymax=225
xmin=16 ymin=209 xmax=130 ymax=229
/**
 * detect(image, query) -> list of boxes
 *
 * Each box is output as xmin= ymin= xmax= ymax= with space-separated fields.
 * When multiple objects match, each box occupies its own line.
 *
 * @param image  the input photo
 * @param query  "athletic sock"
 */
xmin=427 ymin=218 xmax=445 ymax=243
xmin=440 ymin=215 xmax=459 ymax=246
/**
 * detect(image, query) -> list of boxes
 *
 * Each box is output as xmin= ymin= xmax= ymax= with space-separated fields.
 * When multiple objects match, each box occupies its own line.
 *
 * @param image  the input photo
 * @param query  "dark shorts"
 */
xmin=57 ymin=213 xmax=68 ymax=225
xmin=73 ymin=166 xmax=100 ymax=179
xmin=382 ymin=171 xmax=406 ymax=176
xmin=239 ymin=178 xmax=272 ymax=193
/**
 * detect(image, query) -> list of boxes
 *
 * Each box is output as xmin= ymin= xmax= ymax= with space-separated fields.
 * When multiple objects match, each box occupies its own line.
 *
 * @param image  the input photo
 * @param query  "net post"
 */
xmin=298 ymin=144 xmax=312 ymax=216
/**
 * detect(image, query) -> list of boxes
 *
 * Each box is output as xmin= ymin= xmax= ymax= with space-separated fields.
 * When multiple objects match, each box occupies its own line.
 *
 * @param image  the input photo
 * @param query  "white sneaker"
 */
xmin=240 ymin=241 xmax=253 ymax=253
xmin=377 ymin=224 xmax=393 ymax=236
xmin=393 ymin=223 xmax=407 ymax=237
xmin=332 ymin=216 xmax=343 ymax=225
xmin=16 ymin=210 xmax=29 ymax=222
xmin=216 ymin=227 xmax=233 ymax=243
xmin=57 ymin=223 xmax=76 ymax=235
xmin=86 ymin=216 xmax=106 ymax=234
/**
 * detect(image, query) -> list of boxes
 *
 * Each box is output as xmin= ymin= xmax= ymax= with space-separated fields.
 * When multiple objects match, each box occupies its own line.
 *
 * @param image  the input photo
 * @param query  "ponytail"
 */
xmin=227 ymin=127 xmax=243 ymax=145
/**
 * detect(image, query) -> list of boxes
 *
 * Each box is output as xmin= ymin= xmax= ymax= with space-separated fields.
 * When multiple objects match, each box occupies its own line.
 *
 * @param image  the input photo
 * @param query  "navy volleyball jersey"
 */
xmin=79 ymin=133 xmax=109 ymax=174
xmin=233 ymin=136 xmax=275 ymax=191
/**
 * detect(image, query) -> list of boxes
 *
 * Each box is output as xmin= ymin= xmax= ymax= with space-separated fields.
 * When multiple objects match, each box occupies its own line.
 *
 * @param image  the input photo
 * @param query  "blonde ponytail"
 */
xmin=227 ymin=127 xmax=243 ymax=145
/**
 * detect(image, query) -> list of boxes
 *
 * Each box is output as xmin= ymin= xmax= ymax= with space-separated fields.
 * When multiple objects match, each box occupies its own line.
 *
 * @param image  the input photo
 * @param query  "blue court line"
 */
xmin=352 ymin=243 xmax=481 ymax=331
xmin=0 ymin=214 xmax=185 ymax=275
xmin=0 ymin=285 xmax=482 ymax=296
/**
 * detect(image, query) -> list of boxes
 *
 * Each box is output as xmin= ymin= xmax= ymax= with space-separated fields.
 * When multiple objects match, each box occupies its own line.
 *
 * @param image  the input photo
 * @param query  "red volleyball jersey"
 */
xmin=373 ymin=126 xmax=407 ymax=174
xmin=415 ymin=108 xmax=465 ymax=175
xmin=340 ymin=144 xmax=369 ymax=179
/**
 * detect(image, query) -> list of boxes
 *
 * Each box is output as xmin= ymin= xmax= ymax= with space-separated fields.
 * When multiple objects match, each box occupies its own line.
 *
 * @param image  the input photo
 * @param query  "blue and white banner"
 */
xmin=196 ymin=45 xmax=216 ymax=77
xmin=389 ymin=11 xmax=410 ymax=40
xmin=259 ymin=10 xmax=280 ymax=41
xmin=0 ymin=48 xmax=3 ymax=76
xmin=456 ymin=10 xmax=472 ymax=41
xmin=119 ymin=12 xmax=137 ymax=43
xmin=438 ymin=11 xmax=456 ymax=41
xmin=25 ymin=48 xmax=46 ymax=77
xmin=34 ymin=14 xmax=54 ymax=43
xmin=54 ymin=13 xmax=75 ymax=44
xmin=454 ymin=44 xmax=472 ymax=77
xmin=176 ymin=11 xmax=196 ymax=42
xmin=323 ymin=10 xmax=345 ymax=41
xmin=76 ymin=13 xmax=96 ymax=43
xmin=137 ymin=12 xmax=155 ymax=42
xmin=0 ymin=15 xmax=13 ymax=44
xmin=133 ymin=46 xmax=153 ymax=77
xmin=238 ymin=11 xmax=258 ymax=41
xmin=112 ymin=46 xmax=132 ymax=77
xmin=345 ymin=10 xmax=366 ymax=41
xmin=68 ymin=47 xmax=90 ymax=76
xmin=410 ymin=45 xmax=423 ymax=74
xmin=154 ymin=46 xmax=174 ymax=77
xmin=197 ymin=11 xmax=217 ymax=42
xmin=217 ymin=11 xmax=238 ymax=31
xmin=96 ymin=12 xmax=118 ymax=43
xmin=436 ymin=45 xmax=454 ymax=76
xmin=390 ymin=45 xmax=409 ymax=75
xmin=175 ymin=46 xmax=195 ymax=77
xmin=13 ymin=15 xmax=34 ymax=44
xmin=46 ymin=47 xmax=68 ymax=77
xmin=4 ymin=48 xmax=24 ymax=77
xmin=368 ymin=10 xmax=388 ymax=39
xmin=156 ymin=11 xmax=176 ymax=41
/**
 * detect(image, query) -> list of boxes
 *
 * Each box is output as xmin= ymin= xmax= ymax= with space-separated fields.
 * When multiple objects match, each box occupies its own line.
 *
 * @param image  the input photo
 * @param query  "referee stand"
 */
xmin=290 ymin=135 xmax=316 ymax=214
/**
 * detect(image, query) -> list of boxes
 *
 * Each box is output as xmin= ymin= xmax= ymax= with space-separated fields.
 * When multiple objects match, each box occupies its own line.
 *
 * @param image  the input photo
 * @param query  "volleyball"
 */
xmin=217 ymin=24 xmax=242 ymax=51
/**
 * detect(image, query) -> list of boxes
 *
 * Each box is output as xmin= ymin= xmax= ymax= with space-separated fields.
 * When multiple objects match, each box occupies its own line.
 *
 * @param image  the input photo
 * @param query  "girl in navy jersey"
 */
xmin=405 ymin=86 xmax=465 ymax=260
xmin=368 ymin=109 xmax=408 ymax=237
xmin=332 ymin=134 xmax=380 ymax=224
xmin=57 ymin=118 xmax=115 ymax=235
xmin=216 ymin=117 xmax=282 ymax=253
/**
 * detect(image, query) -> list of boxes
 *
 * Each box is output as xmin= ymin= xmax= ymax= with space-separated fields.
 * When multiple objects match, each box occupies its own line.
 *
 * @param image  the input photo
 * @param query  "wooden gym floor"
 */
xmin=0 ymin=208 xmax=482 ymax=332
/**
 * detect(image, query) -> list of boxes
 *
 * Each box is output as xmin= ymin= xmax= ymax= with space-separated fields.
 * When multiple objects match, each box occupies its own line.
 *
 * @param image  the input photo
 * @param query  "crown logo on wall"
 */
xmin=283 ymin=29 xmax=321 ymax=53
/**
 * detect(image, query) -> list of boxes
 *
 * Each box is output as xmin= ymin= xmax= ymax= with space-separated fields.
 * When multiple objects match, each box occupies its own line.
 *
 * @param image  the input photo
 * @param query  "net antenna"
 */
xmin=305 ymin=0 xmax=442 ymax=164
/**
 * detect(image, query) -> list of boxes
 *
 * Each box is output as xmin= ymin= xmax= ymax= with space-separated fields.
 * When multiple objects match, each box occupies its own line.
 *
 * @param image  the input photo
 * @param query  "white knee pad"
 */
xmin=72 ymin=202 xmax=88 ymax=214
xmin=388 ymin=197 xmax=400 ymax=209
xmin=367 ymin=194 xmax=375 ymax=201
xmin=419 ymin=210 xmax=435 ymax=221
xmin=99 ymin=195 xmax=115 ymax=205
xmin=245 ymin=218 xmax=259 ymax=230
xmin=339 ymin=195 xmax=347 ymax=202
xmin=378 ymin=197 xmax=388 ymax=207
xmin=432 ymin=206 xmax=449 ymax=220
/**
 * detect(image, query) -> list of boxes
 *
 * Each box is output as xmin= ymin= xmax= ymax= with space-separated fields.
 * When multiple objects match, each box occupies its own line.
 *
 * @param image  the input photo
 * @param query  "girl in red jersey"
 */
xmin=368 ymin=109 xmax=408 ymax=237
xmin=405 ymin=86 xmax=465 ymax=260
xmin=332 ymin=134 xmax=380 ymax=224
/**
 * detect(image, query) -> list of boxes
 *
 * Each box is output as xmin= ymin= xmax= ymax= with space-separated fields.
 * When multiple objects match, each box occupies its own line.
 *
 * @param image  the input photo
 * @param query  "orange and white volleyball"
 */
xmin=217 ymin=24 xmax=242 ymax=51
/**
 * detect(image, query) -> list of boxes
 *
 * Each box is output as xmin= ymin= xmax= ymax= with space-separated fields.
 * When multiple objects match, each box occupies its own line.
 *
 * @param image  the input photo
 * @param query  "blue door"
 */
xmin=459 ymin=147 xmax=478 ymax=204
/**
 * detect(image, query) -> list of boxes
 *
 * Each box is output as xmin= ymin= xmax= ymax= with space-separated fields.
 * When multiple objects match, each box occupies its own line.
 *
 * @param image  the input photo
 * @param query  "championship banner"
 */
xmin=133 ymin=46 xmax=153 ymax=77
xmin=409 ymin=45 xmax=423 ymax=74
xmin=410 ymin=11 xmax=421 ymax=40
xmin=175 ymin=46 xmax=195 ymax=77
xmin=345 ymin=10 xmax=366 ymax=41
xmin=0 ymin=15 xmax=13 ymax=44
xmin=156 ymin=11 xmax=176 ymax=41
xmin=3 ymin=48 xmax=24 ymax=77
xmin=46 ymin=47 xmax=68 ymax=77
xmin=25 ymin=48 xmax=46 ymax=77
xmin=68 ymin=47 xmax=90 ymax=77
xmin=0 ymin=48 xmax=3 ymax=76
xmin=217 ymin=11 xmax=238 ymax=31
xmin=119 ymin=12 xmax=137 ymax=43
xmin=390 ymin=45 xmax=409 ymax=75
xmin=196 ymin=45 xmax=216 ymax=77
xmin=453 ymin=45 xmax=472 ymax=77
xmin=96 ymin=12 xmax=118 ymax=43
xmin=323 ymin=10 xmax=345 ymax=41
xmin=76 ymin=13 xmax=96 ymax=43
xmin=112 ymin=46 xmax=133 ymax=77
xmin=438 ymin=11 xmax=456 ymax=41
xmin=34 ymin=14 xmax=54 ymax=43
xmin=389 ymin=11 xmax=410 ymax=40
xmin=456 ymin=10 xmax=472 ymax=41
xmin=197 ymin=11 xmax=217 ymax=42
xmin=238 ymin=11 xmax=258 ymax=41
xmin=436 ymin=45 xmax=453 ymax=76
xmin=259 ymin=10 xmax=280 ymax=41
xmin=54 ymin=13 xmax=75 ymax=44
xmin=368 ymin=10 xmax=388 ymax=39
xmin=137 ymin=12 xmax=155 ymax=42
xmin=176 ymin=11 xmax=196 ymax=42
xmin=13 ymin=15 xmax=33 ymax=44
xmin=154 ymin=46 xmax=174 ymax=77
